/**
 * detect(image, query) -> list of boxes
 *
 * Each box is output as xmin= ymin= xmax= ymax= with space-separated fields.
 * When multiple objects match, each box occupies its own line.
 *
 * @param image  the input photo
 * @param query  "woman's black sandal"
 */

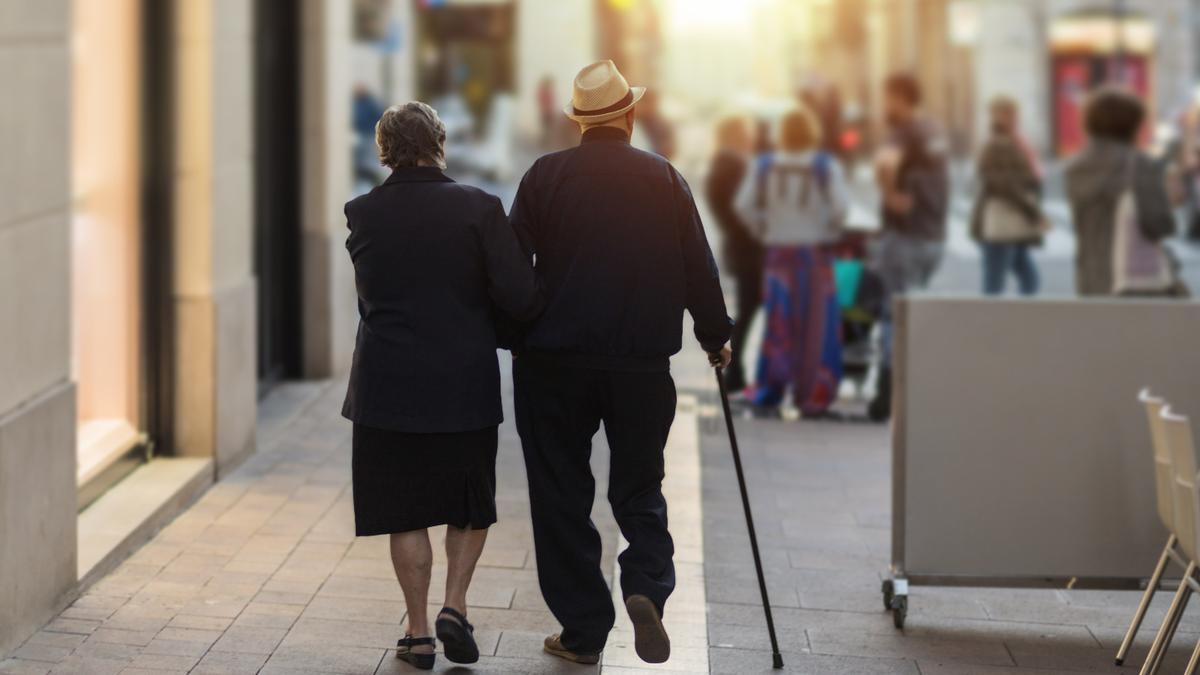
xmin=395 ymin=634 xmax=436 ymax=670
xmin=436 ymin=607 xmax=480 ymax=664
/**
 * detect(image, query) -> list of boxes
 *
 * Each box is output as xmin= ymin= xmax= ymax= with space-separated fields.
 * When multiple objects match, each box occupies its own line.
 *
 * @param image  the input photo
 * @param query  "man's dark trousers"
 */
xmin=513 ymin=356 xmax=677 ymax=654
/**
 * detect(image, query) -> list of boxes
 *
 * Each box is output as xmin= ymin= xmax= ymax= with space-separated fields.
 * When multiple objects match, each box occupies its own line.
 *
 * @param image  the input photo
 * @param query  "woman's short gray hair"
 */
xmin=375 ymin=101 xmax=447 ymax=170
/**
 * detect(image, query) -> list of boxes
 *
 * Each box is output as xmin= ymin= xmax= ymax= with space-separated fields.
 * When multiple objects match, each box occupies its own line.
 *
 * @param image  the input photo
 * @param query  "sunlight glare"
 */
xmin=666 ymin=0 xmax=763 ymax=33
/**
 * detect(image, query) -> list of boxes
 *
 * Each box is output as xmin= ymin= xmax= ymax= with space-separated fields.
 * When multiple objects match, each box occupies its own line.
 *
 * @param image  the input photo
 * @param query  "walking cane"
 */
xmin=715 ymin=366 xmax=784 ymax=669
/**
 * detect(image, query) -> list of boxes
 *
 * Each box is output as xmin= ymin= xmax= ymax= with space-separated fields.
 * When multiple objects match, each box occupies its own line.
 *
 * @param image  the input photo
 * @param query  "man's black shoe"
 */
xmin=626 ymin=594 xmax=670 ymax=664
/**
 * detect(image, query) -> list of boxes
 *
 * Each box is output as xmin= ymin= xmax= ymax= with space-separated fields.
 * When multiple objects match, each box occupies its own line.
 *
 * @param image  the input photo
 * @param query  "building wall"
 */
xmin=974 ymin=1 xmax=1049 ymax=153
xmin=862 ymin=0 xmax=1197 ymax=157
xmin=300 ymin=0 xmax=356 ymax=378
xmin=171 ymin=0 xmax=258 ymax=474
xmin=1141 ymin=0 xmax=1195 ymax=118
xmin=514 ymin=0 xmax=596 ymax=141
xmin=349 ymin=0 xmax=416 ymax=107
xmin=974 ymin=0 xmax=1195 ymax=156
xmin=1048 ymin=0 xmax=1195 ymax=116
xmin=864 ymin=0 xmax=921 ymax=144
xmin=0 ymin=0 xmax=78 ymax=655
xmin=0 ymin=0 xmax=355 ymax=657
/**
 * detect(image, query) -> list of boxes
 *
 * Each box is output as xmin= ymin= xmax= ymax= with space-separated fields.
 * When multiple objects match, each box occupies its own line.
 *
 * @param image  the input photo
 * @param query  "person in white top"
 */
xmin=733 ymin=105 xmax=848 ymax=417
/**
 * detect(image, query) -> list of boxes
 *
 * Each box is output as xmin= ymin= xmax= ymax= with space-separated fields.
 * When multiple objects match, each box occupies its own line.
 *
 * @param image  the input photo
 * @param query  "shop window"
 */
xmin=71 ymin=0 xmax=145 ymax=492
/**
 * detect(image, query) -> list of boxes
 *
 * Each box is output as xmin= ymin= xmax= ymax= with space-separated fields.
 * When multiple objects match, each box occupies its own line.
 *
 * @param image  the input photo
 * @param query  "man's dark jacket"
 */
xmin=884 ymin=116 xmax=949 ymax=242
xmin=341 ymin=167 xmax=541 ymax=433
xmin=508 ymin=126 xmax=732 ymax=370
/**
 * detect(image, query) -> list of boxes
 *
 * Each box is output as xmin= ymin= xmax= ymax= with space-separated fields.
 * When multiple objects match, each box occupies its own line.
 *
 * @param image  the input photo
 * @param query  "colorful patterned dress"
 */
xmin=734 ymin=148 xmax=848 ymax=415
xmin=752 ymin=245 xmax=843 ymax=414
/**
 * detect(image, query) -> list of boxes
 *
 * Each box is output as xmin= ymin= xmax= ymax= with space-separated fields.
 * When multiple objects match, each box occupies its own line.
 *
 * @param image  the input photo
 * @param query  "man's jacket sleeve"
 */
xmin=675 ymin=170 xmax=733 ymax=353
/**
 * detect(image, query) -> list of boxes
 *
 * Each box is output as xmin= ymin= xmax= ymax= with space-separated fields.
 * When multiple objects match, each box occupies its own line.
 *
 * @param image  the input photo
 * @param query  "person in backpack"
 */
xmin=970 ymin=95 xmax=1044 ymax=296
xmin=1065 ymin=86 xmax=1176 ymax=296
xmin=734 ymin=104 xmax=849 ymax=418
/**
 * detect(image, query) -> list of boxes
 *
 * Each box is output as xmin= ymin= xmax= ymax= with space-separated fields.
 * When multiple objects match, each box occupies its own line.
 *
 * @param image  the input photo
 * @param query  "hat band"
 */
xmin=572 ymin=89 xmax=634 ymax=116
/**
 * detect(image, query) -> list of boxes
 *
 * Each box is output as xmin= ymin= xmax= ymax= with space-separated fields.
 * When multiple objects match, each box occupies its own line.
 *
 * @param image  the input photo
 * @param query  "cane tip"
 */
xmin=772 ymin=653 xmax=784 ymax=669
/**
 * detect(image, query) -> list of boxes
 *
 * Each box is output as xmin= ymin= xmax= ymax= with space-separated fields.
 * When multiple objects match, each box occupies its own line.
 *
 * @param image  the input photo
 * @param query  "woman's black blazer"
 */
xmin=341 ymin=167 xmax=540 ymax=433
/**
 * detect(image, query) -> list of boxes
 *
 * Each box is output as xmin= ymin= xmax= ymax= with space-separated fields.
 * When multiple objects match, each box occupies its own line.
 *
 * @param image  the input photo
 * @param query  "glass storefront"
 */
xmin=71 ymin=0 xmax=146 ymax=494
xmin=1050 ymin=11 xmax=1155 ymax=156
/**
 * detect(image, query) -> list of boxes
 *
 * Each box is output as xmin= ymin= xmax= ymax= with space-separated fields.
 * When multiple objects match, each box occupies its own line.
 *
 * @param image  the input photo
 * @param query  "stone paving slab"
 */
xmin=698 ymin=413 xmax=1200 ymax=673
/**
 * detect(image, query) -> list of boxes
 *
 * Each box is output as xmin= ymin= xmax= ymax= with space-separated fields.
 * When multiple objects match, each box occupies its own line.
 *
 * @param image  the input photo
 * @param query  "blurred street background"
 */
xmin=7 ymin=0 xmax=1200 ymax=673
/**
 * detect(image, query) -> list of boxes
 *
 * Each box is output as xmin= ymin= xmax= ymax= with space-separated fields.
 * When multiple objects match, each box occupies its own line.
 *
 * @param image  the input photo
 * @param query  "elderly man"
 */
xmin=509 ymin=61 xmax=732 ymax=665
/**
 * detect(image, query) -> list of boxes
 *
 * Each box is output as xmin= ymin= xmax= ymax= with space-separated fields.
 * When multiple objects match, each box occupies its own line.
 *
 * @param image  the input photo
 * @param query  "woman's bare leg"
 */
xmin=443 ymin=526 xmax=489 ymax=616
xmin=390 ymin=530 xmax=435 ymax=653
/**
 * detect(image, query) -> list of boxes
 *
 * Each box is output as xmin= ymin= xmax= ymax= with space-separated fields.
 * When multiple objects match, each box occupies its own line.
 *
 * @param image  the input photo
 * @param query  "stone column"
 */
xmin=974 ymin=0 xmax=1049 ymax=154
xmin=1150 ymin=0 xmax=1195 ymax=119
xmin=300 ymin=0 xmax=356 ymax=378
xmin=170 ymin=0 xmax=258 ymax=474
xmin=0 ymin=0 xmax=76 ymax=656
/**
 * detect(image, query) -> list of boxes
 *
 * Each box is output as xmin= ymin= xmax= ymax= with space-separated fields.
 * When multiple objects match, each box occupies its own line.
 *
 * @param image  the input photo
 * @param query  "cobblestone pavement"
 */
xmin=698 ymin=414 xmax=1200 ymax=674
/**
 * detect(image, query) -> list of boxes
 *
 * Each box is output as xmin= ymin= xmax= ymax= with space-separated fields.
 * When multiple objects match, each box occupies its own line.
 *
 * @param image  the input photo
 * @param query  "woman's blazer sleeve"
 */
xmin=479 ymin=196 xmax=543 ymax=322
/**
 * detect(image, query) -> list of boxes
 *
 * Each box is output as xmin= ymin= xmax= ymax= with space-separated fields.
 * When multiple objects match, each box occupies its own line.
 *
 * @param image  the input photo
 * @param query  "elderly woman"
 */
xmin=342 ymin=102 xmax=541 ymax=669
xmin=735 ymin=105 xmax=849 ymax=417
xmin=1065 ymin=87 xmax=1176 ymax=295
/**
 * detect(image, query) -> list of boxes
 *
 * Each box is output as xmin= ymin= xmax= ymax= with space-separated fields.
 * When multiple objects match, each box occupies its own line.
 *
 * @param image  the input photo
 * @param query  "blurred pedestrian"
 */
xmin=705 ymin=116 xmax=762 ymax=393
xmin=353 ymin=84 xmax=386 ymax=187
xmin=1175 ymin=96 xmax=1200 ymax=239
xmin=869 ymin=73 xmax=948 ymax=422
xmin=755 ymin=117 xmax=774 ymax=156
xmin=342 ymin=102 xmax=543 ymax=670
xmin=638 ymin=90 xmax=676 ymax=159
xmin=538 ymin=75 xmax=557 ymax=147
xmin=801 ymin=81 xmax=845 ymax=162
xmin=1065 ymin=86 xmax=1180 ymax=296
xmin=735 ymin=104 xmax=848 ymax=418
xmin=970 ymin=95 xmax=1045 ymax=296
xmin=508 ymin=60 xmax=731 ymax=666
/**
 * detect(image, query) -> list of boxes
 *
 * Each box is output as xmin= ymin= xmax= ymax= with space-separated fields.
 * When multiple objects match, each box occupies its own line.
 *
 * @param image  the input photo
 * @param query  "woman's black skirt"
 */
xmin=351 ymin=423 xmax=498 ymax=536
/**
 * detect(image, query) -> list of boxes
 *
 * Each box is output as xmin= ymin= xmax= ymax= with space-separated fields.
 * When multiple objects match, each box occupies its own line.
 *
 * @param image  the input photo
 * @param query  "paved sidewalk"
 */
xmin=2 ymin=375 xmax=604 ymax=674
xmin=2 ymin=357 xmax=712 ymax=675
xmin=698 ymin=414 xmax=1200 ymax=674
xmin=13 ymin=342 xmax=1200 ymax=674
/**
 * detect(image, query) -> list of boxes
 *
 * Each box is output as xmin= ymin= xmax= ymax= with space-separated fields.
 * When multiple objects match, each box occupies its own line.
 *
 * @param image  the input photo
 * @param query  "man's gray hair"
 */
xmin=375 ymin=101 xmax=447 ymax=170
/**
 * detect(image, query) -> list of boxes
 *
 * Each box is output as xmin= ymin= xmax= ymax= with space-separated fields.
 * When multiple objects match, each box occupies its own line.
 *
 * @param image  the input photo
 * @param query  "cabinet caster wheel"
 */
xmin=881 ymin=579 xmax=894 ymax=611
xmin=890 ymin=595 xmax=907 ymax=629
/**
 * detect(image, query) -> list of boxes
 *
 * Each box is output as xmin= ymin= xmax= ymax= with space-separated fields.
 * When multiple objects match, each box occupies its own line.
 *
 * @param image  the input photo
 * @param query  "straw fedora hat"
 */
xmin=563 ymin=60 xmax=646 ymax=124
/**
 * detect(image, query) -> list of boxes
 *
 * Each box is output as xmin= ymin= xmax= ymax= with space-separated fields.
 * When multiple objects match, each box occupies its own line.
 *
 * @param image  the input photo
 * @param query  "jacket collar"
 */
xmin=581 ymin=126 xmax=631 ymax=145
xmin=383 ymin=166 xmax=455 ymax=185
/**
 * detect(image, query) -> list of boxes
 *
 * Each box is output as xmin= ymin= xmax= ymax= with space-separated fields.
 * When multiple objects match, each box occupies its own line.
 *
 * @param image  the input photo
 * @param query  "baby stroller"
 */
xmin=828 ymin=232 xmax=884 ymax=398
